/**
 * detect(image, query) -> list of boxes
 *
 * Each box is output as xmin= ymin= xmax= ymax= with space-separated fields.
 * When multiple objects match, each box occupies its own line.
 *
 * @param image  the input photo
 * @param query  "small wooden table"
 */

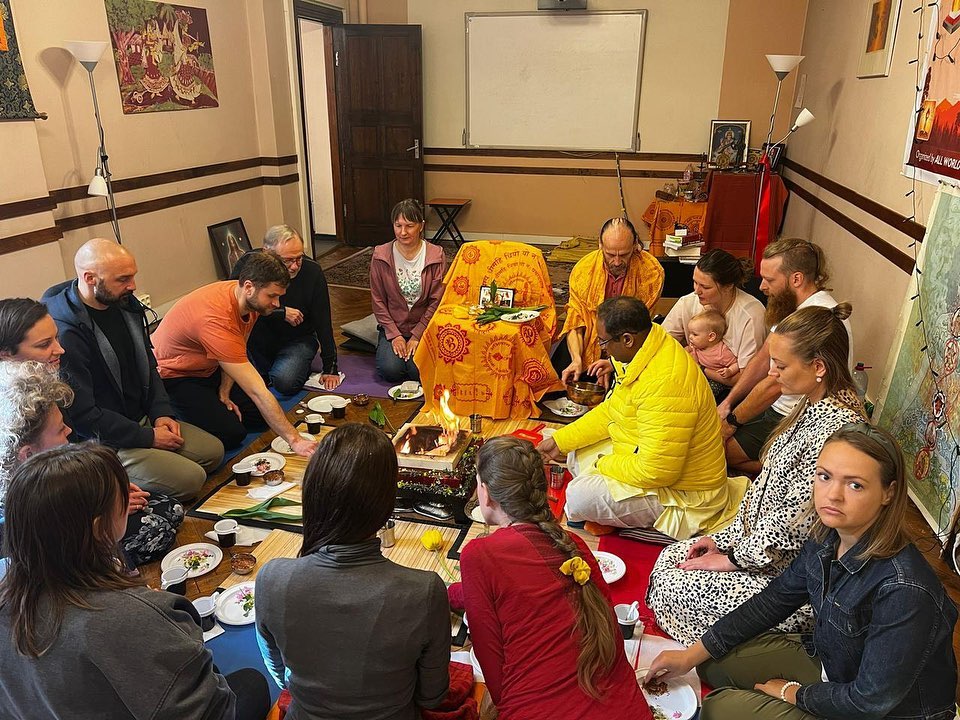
xmin=427 ymin=198 xmax=471 ymax=247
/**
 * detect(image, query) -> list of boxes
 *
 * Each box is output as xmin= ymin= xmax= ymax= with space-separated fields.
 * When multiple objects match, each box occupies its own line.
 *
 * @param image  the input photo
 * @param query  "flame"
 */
xmin=435 ymin=390 xmax=462 ymax=450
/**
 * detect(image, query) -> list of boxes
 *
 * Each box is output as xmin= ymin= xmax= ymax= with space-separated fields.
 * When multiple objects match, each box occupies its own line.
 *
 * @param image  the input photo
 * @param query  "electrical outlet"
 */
xmin=137 ymin=293 xmax=151 ymax=308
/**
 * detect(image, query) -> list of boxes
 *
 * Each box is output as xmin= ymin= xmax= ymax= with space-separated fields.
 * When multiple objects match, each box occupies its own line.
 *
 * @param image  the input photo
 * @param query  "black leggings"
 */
xmin=225 ymin=668 xmax=272 ymax=720
xmin=163 ymin=370 xmax=267 ymax=450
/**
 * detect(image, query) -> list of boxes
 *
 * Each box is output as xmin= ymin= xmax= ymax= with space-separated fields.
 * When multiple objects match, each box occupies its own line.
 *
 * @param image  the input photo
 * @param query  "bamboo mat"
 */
xmin=193 ymin=415 xmax=564 ymax=531
xmin=219 ymin=521 xmax=488 ymax=589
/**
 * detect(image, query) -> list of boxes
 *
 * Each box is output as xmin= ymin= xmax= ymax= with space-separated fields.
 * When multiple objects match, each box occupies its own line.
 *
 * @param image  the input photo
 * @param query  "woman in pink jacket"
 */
xmin=369 ymin=199 xmax=446 ymax=382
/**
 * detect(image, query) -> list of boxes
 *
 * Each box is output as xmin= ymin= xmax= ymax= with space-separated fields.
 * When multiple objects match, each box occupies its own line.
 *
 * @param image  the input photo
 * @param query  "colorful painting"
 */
xmin=707 ymin=121 xmax=750 ymax=170
xmin=105 ymin=0 xmax=218 ymax=114
xmin=904 ymin=2 xmax=960 ymax=183
xmin=859 ymin=0 xmax=901 ymax=78
xmin=875 ymin=187 xmax=960 ymax=538
xmin=0 ymin=0 xmax=39 ymax=120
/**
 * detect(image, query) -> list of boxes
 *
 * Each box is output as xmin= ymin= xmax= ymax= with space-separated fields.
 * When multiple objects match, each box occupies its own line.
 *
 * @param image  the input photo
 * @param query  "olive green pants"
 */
xmin=698 ymin=633 xmax=823 ymax=720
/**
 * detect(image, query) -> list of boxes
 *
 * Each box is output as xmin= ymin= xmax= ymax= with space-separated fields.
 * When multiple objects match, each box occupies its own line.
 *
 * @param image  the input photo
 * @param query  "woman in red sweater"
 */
xmin=451 ymin=436 xmax=651 ymax=719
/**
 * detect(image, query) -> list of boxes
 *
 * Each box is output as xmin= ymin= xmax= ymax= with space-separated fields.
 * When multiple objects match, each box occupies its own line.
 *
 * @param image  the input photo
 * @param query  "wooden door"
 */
xmin=332 ymin=25 xmax=423 ymax=247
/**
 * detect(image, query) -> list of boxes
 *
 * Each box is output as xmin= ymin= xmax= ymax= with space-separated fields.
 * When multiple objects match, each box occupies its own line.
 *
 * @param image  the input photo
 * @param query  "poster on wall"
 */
xmin=0 ymin=0 xmax=39 ymax=120
xmin=875 ymin=187 xmax=960 ymax=541
xmin=904 ymin=2 xmax=960 ymax=184
xmin=105 ymin=0 xmax=218 ymax=114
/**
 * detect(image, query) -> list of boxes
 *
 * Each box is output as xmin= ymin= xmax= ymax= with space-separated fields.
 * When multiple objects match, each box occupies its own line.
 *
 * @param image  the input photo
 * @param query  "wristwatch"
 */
xmin=724 ymin=547 xmax=743 ymax=569
xmin=725 ymin=411 xmax=742 ymax=429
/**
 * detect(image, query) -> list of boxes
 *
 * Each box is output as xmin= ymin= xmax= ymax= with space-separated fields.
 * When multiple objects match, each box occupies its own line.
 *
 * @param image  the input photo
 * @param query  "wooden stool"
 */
xmin=426 ymin=198 xmax=471 ymax=247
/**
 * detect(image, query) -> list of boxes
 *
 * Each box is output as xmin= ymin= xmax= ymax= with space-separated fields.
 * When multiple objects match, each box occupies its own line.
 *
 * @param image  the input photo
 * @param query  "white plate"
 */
xmin=216 ymin=582 xmax=257 ymax=626
xmin=469 ymin=505 xmax=486 ymax=524
xmin=244 ymin=452 xmax=286 ymax=475
xmin=389 ymin=384 xmax=424 ymax=400
xmin=271 ymin=432 xmax=316 ymax=455
xmin=500 ymin=309 xmax=542 ymax=324
xmin=592 ymin=550 xmax=626 ymax=584
xmin=543 ymin=398 xmax=588 ymax=417
xmin=160 ymin=543 xmax=223 ymax=579
xmin=306 ymin=397 xmax=333 ymax=413
xmin=313 ymin=394 xmax=349 ymax=408
xmin=636 ymin=670 xmax=698 ymax=720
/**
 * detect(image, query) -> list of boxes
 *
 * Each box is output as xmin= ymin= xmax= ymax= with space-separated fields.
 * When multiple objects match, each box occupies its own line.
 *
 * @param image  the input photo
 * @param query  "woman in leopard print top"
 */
xmin=648 ymin=305 xmax=863 ymax=646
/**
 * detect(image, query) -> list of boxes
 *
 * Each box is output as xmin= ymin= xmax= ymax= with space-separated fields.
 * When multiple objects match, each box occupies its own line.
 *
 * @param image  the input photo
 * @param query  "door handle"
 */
xmin=405 ymin=139 xmax=420 ymax=159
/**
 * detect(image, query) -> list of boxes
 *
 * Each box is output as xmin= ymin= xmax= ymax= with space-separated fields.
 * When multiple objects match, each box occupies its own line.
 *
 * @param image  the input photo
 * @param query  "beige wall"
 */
xmin=415 ymin=1 xmax=808 ymax=238
xmin=781 ymin=0 xmax=922 ymax=396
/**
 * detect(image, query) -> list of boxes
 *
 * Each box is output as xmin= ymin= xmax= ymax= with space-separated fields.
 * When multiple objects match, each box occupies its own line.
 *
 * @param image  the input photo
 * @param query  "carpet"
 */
xmin=597 ymin=534 xmax=669 ymax=638
xmin=335 ymin=352 xmax=396 ymax=397
xmin=324 ymin=242 xmax=575 ymax=308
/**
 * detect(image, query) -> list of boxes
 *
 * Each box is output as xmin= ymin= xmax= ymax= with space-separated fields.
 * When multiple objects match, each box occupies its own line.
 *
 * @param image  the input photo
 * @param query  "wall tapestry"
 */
xmin=0 ymin=0 xmax=39 ymax=120
xmin=105 ymin=0 xmax=218 ymax=114
xmin=876 ymin=187 xmax=960 ymax=540
xmin=904 ymin=1 xmax=960 ymax=184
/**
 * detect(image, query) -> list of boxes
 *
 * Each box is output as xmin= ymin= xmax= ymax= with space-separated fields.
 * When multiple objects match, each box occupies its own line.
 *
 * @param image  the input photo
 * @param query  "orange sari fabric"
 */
xmin=414 ymin=241 xmax=562 ymax=419
xmin=560 ymin=248 xmax=664 ymax=370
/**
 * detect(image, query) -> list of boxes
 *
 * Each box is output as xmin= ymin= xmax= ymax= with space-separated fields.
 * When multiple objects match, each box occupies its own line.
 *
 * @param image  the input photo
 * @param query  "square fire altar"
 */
xmin=393 ymin=423 xmax=472 ymax=472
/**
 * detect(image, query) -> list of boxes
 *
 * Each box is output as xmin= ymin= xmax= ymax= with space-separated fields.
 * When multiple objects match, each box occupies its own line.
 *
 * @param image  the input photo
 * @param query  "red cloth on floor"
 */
xmin=597 ymin=534 xmax=668 ymax=638
xmin=421 ymin=662 xmax=479 ymax=720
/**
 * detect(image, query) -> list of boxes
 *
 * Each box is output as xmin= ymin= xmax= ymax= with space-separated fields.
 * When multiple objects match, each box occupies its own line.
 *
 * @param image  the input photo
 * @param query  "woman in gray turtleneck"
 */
xmin=255 ymin=423 xmax=450 ymax=720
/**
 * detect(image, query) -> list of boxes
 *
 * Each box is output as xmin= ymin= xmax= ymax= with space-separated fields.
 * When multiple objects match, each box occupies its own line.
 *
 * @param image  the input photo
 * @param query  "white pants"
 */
xmin=564 ymin=472 xmax=665 ymax=528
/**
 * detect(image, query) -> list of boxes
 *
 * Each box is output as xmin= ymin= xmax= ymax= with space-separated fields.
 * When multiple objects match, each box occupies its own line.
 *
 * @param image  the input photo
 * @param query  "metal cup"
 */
xmin=379 ymin=519 xmax=396 ymax=548
xmin=470 ymin=414 xmax=483 ymax=434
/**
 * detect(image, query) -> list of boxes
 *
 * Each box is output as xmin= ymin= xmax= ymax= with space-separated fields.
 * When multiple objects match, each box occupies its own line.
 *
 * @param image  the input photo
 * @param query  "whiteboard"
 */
xmin=465 ymin=11 xmax=646 ymax=151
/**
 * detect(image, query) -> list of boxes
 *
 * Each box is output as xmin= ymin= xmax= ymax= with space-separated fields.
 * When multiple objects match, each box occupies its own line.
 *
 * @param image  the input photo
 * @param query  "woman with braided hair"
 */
xmin=449 ymin=436 xmax=651 ymax=719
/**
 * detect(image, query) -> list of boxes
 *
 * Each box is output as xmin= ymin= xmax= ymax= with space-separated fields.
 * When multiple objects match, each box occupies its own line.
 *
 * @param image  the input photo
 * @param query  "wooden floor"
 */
xmin=141 ymin=243 xmax=960 ymax=699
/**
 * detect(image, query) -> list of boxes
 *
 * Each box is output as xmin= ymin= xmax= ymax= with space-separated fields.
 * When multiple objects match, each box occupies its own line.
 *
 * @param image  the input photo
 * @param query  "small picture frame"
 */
xmin=761 ymin=142 xmax=785 ymax=171
xmin=208 ymin=218 xmax=252 ymax=279
xmin=478 ymin=285 xmax=515 ymax=308
xmin=857 ymin=0 xmax=902 ymax=79
xmin=708 ymin=120 xmax=751 ymax=169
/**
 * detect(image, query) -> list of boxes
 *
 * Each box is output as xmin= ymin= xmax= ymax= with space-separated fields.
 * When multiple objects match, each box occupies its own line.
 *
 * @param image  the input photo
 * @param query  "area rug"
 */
xmin=324 ymin=242 xmax=575 ymax=308
xmin=335 ymin=352 xmax=398 ymax=397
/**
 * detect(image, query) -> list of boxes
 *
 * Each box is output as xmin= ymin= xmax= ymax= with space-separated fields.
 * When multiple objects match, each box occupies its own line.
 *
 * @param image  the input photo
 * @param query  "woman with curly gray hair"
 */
xmin=0 ymin=361 xmax=183 ymax=566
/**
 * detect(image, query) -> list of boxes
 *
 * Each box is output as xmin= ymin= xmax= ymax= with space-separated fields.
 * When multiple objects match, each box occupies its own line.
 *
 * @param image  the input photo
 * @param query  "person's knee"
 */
xmin=563 ymin=478 xmax=595 ymax=521
xmin=699 ymin=688 xmax=756 ymax=720
xmin=271 ymin=371 xmax=307 ymax=396
xmin=377 ymin=357 xmax=408 ymax=382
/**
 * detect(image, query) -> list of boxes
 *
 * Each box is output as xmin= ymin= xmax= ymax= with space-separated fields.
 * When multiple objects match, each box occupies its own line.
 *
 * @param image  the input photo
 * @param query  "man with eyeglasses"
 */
xmin=232 ymin=225 xmax=339 ymax=394
xmin=558 ymin=217 xmax=664 ymax=386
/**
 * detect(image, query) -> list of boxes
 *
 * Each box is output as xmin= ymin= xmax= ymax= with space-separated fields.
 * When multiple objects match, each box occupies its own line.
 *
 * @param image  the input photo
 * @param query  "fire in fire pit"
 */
xmin=393 ymin=390 xmax=471 ymax=472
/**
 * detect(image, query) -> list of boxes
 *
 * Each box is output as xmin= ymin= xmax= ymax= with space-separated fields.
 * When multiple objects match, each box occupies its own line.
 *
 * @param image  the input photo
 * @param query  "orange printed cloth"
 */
xmin=641 ymin=199 xmax=707 ymax=254
xmin=560 ymin=248 xmax=664 ymax=371
xmin=414 ymin=241 xmax=562 ymax=420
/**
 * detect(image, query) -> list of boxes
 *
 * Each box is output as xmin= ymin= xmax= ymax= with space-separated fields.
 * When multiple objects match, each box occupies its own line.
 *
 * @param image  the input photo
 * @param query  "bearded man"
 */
xmin=43 ymin=239 xmax=224 ymax=500
xmin=717 ymin=238 xmax=852 ymax=474
xmin=152 ymin=252 xmax=317 ymax=456
xmin=559 ymin=217 xmax=664 ymax=385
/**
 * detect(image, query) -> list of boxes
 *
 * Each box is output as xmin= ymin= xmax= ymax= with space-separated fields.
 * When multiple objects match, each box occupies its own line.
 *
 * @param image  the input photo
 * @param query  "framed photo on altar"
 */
xmin=478 ymin=285 xmax=515 ymax=308
xmin=761 ymin=142 xmax=785 ymax=171
xmin=707 ymin=120 xmax=750 ymax=169
xmin=208 ymin=218 xmax=252 ymax=279
xmin=857 ymin=0 xmax=902 ymax=78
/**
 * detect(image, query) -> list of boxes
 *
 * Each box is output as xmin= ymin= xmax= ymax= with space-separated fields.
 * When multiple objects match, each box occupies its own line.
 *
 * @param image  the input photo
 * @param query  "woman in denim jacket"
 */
xmin=645 ymin=423 xmax=957 ymax=720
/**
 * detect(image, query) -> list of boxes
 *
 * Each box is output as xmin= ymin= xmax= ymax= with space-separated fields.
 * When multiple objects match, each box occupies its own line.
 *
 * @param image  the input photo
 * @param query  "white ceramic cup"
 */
xmin=328 ymin=397 xmax=348 ymax=408
xmin=160 ymin=566 xmax=189 ymax=594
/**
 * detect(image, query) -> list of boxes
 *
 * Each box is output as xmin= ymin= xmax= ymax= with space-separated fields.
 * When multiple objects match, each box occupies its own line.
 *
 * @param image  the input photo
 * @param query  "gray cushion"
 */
xmin=340 ymin=312 xmax=379 ymax=347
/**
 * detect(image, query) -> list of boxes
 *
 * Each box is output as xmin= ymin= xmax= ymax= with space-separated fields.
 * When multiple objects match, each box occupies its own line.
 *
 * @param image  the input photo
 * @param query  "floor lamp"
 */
xmin=65 ymin=40 xmax=122 ymax=244
xmin=751 ymin=54 xmax=806 ymax=260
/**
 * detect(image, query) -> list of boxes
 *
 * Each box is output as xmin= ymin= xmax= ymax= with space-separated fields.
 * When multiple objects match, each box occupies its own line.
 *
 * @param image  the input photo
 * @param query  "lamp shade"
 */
xmin=791 ymin=108 xmax=815 ymax=131
xmin=65 ymin=40 xmax=109 ymax=70
xmin=766 ymin=54 xmax=804 ymax=74
xmin=88 ymin=170 xmax=108 ymax=197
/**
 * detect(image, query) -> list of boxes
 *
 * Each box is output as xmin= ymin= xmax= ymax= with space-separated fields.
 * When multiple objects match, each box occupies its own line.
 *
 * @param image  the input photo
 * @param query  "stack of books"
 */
xmin=663 ymin=231 xmax=704 ymax=262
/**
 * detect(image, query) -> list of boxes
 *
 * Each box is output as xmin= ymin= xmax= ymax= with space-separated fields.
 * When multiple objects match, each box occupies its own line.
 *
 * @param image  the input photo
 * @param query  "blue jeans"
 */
xmin=250 ymin=335 xmax=319 ymax=396
xmin=376 ymin=328 xmax=420 ymax=382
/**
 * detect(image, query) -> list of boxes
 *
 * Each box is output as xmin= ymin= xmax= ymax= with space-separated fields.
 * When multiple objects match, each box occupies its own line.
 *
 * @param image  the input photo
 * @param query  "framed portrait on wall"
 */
xmin=208 ymin=218 xmax=252 ymax=279
xmin=857 ymin=0 xmax=902 ymax=78
xmin=708 ymin=120 xmax=750 ymax=169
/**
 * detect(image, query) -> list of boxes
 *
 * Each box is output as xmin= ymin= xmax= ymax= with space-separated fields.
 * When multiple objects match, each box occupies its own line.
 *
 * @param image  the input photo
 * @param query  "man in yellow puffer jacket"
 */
xmin=538 ymin=297 xmax=745 ymax=541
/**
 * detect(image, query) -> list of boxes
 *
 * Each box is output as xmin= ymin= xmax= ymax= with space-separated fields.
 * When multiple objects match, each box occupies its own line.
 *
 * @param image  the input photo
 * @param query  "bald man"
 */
xmin=42 ymin=239 xmax=224 ymax=500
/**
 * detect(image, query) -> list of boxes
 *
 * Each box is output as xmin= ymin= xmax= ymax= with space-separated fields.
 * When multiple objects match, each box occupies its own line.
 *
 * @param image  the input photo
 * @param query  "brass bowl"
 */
xmin=230 ymin=552 xmax=257 ymax=575
xmin=352 ymin=393 xmax=369 ymax=407
xmin=262 ymin=469 xmax=285 ymax=486
xmin=565 ymin=381 xmax=606 ymax=407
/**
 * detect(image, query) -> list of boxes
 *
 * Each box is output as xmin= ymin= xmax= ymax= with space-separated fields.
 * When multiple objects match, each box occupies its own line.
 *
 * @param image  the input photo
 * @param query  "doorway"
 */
xmin=293 ymin=1 xmax=343 ymax=250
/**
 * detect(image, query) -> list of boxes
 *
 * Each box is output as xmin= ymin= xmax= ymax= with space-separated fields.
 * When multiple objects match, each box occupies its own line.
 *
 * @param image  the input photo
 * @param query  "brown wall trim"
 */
xmin=0 ymin=194 xmax=57 ymax=220
xmin=58 ymin=173 xmax=300 ymax=233
xmin=424 ymin=147 xmax=702 ymax=163
xmin=425 ymin=162 xmax=682 ymax=179
xmin=0 ymin=225 xmax=64 ymax=257
xmin=783 ymin=177 xmax=915 ymax=275
xmin=781 ymin=158 xmax=925 ymax=242
xmin=50 ymin=155 xmax=299 ymax=205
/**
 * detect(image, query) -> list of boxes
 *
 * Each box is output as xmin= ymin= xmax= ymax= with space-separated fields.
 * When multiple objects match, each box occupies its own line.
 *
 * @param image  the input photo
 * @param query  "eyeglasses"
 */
xmin=598 ymin=336 xmax=615 ymax=348
xmin=279 ymin=255 xmax=305 ymax=268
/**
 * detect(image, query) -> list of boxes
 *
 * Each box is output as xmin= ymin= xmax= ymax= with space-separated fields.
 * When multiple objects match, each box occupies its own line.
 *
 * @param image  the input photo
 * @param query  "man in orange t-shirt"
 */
xmin=153 ymin=253 xmax=317 ymax=456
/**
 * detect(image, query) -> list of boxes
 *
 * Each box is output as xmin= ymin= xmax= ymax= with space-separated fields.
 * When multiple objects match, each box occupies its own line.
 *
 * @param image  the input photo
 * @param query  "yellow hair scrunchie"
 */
xmin=559 ymin=556 xmax=591 ymax=586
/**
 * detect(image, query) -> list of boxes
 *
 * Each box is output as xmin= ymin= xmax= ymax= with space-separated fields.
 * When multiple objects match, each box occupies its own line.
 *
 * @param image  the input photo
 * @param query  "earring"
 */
xmin=816 ymin=377 xmax=823 ymax=383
